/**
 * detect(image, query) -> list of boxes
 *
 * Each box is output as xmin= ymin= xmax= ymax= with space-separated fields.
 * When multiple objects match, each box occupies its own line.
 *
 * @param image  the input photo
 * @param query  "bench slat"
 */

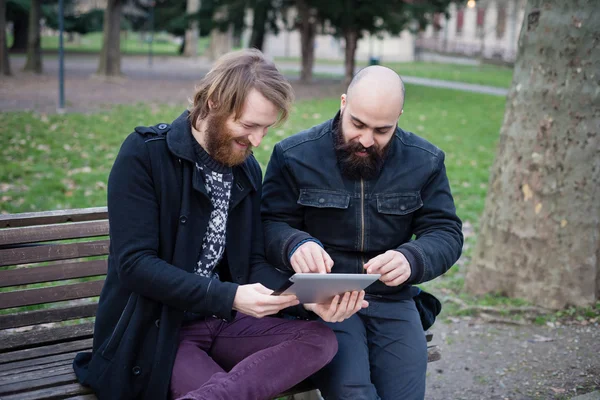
xmin=0 ymin=371 xmax=80 ymax=397
xmin=0 ymin=339 xmax=93 ymax=364
xmin=0 ymin=221 xmax=109 ymax=247
xmin=0 ymin=303 xmax=99 ymax=330
xmin=0 ymin=322 xmax=95 ymax=352
xmin=0 ymin=208 xmax=108 ymax=229
xmin=0 ymin=382 xmax=93 ymax=400
xmin=0 ymin=259 xmax=107 ymax=288
xmin=0 ymin=361 xmax=72 ymax=380
xmin=0 ymin=280 xmax=104 ymax=310
xmin=0 ymin=351 xmax=80 ymax=373
xmin=0 ymin=239 xmax=109 ymax=267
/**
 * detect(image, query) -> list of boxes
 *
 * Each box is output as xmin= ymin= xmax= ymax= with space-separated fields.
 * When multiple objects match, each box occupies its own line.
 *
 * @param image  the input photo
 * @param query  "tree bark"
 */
xmin=297 ymin=0 xmax=315 ymax=83
xmin=23 ymin=0 xmax=42 ymax=73
xmin=10 ymin=15 xmax=28 ymax=51
xmin=97 ymin=0 xmax=123 ymax=77
xmin=343 ymin=28 xmax=358 ymax=85
xmin=249 ymin=0 xmax=269 ymax=51
xmin=0 ymin=0 xmax=11 ymax=76
xmin=465 ymin=0 xmax=600 ymax=309
xmin=184 ymin=0 xmax=200 ymax=57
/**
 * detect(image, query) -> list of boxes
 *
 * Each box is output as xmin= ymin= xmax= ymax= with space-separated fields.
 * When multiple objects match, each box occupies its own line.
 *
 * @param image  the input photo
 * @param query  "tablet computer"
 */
xmin=271 ymin=273 xmax=381 ymax=304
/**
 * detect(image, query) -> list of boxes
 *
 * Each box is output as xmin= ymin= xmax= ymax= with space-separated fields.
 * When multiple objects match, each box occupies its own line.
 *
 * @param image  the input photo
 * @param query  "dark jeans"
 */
xmin=170 ymin=313 xmax=337 ymax=400
xmin=311 ymin=297 xmax=427 ymax=400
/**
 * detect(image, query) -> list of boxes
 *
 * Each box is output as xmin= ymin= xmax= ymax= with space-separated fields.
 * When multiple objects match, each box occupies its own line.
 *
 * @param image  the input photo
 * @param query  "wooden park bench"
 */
xmin=0 ymin=207 xmax=441 ymax=400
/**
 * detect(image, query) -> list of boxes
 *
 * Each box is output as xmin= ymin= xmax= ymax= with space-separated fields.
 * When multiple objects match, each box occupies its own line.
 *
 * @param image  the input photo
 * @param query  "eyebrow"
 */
xmin=350 ymin=114 xmax=395 ymax=130
xmin=241 ymin=120 xmax=274 ymax=128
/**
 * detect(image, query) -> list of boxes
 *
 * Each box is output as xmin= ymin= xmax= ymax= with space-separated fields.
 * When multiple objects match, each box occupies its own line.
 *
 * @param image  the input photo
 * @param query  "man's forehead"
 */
xmin=238 ymin=89 xmax=279 ymax=126
xmin=347 ymin=100 xmax=400 ymax=127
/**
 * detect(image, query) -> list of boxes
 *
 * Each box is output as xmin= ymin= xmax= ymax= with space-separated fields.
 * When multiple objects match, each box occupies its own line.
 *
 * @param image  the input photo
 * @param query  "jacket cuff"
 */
xmin=395 ymin=243 xmax=425 ymax=284
xmin=208 ymin=280 xmax=239 ymax=321
xmin=283 ymin=232 xmax=314 ymax=269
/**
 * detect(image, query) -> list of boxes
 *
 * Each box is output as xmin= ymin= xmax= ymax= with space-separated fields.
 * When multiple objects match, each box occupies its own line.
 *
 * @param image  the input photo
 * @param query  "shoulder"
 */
xmin=394 ymin=128 xmax=443 ymax=159
xmin=117 ymin=122 xmax=173 ymax=163
xmin=277 ymin=119 xmax=332 ymax=153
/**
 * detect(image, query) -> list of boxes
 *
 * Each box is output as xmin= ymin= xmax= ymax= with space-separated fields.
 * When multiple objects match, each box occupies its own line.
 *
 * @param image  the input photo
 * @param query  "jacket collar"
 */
xmin=167 ymin=110 xmax=258 ymax=193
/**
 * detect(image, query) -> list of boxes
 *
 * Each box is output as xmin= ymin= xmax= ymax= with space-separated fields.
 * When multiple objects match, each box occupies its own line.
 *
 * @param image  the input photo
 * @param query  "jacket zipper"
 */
xmin=360 ymin=179 xmax=366 ymax=273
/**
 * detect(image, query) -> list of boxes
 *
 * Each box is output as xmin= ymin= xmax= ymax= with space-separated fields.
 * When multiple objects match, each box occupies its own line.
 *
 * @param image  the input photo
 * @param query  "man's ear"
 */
xmin=340 ymin=94 xmax=347 ymax=112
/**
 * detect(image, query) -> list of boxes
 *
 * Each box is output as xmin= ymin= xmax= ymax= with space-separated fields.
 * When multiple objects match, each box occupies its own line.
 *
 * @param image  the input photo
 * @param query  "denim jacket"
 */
xmin=261 ymin=112 xmax=463 ymax=299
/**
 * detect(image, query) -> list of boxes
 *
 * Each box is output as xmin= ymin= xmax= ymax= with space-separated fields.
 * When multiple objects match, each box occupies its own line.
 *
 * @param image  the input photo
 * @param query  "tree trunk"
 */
xmin=249 ymin=0 xmax=269 ymax=51
xmin=23 ymin=0 xmax=42 ymax=73
xmin=297 ymin=0 xmax=315 ymax=83
xmin=97 ymin=0 xmax=123 ymax=77
xmin=464 ymin=0 xmax=600 ymax=309
xmin=207 ymin=7 xmax=233 ymax=60
xmin=343 ymin=28 xmax=358 ymax=85
xmin=10 ymin=15 xmax=28 ymax=51
xmin=184 ymin=0 xmax=200 ymax=57
xmin=0 ymin=0 xmax=11 ymax=76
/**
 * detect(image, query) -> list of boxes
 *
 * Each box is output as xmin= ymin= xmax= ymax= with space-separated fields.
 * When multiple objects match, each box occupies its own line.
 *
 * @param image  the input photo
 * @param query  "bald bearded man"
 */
xmin=261 ymin=66 xmax=463 ymax=399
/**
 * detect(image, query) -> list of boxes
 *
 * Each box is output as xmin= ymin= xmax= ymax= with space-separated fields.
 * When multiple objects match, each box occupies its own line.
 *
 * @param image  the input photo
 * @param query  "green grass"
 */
xmin=0 ymin=84 xmax=505 ymax=223
xmin=8 ymin=32 xmax=209 ymax=56
xmin=275 ymin=57 xmax=514 ymax=88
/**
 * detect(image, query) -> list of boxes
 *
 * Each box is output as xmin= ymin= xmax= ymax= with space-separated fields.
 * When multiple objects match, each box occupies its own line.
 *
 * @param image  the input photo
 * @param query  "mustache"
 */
xmin=335 ymin=139 xmax=377 ymax=155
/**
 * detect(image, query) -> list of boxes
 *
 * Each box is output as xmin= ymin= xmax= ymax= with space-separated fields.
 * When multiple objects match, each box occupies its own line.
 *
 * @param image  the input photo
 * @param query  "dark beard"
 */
xmin=334 ymin=113 xmax=390 ymax=180
xmin=205 ymin=113 xmax=252 ymax=167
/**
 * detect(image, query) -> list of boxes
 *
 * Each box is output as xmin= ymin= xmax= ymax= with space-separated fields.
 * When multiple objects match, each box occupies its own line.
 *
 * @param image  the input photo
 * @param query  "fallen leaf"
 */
xmin=522 ymin=184 xmax=533 ymax=201
xmin=535 ymin=203 xmax=542 ymax=214
xmin=550 ymin=387 xmax=565 ymax=394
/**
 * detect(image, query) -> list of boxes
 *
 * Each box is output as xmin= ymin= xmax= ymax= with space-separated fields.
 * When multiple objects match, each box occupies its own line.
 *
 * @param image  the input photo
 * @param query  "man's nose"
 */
xmin=248 ymin=131 xmax=262 ymax=147
xmin=359 ymin=133 xmax=374 ymax=148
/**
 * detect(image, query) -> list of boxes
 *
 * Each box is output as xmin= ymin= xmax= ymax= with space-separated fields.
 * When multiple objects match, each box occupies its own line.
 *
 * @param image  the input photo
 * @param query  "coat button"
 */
xmin=155 ymin=319 xmax=160 ymax=328
xmin=179 ymin=216 xmax=187 ymax=224
xmin=318 ymin=198 xmax=325 ymax=204
xmin=132 ymin=366 xmax=142 ymax=376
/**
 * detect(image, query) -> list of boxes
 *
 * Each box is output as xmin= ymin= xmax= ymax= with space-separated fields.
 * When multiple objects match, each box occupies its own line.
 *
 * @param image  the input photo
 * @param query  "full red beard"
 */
xmin=205 ymin=113 xmax=253 ymax=167
xmin=334 ymin=111 xmax=391 ymax=180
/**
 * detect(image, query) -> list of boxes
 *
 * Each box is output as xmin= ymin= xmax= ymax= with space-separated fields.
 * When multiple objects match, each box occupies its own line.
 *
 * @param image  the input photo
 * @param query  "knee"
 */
xmin=300 ymin=321 xmax=338 ymax=364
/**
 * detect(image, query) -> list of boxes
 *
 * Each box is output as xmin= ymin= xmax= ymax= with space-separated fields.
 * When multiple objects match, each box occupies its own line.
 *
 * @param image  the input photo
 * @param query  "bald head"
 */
xmin=346 ymin=66 xmax=405 ymax=115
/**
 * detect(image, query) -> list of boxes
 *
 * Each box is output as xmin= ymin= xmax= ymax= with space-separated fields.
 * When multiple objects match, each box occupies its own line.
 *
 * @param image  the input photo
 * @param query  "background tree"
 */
xmin=97 ymin=0 xmax=124 ymax=77
xmin=23 ymin=0 xmax=41 ymax=73
xmin=7 ymin=0 xmax=29 ymax=51
xmin=315 ymin=0 xmax=452 ymax=84
xmin=465 ymin=0 xmax=599 ymax=309
xmin=296 ymin=0 xmax=317 ymax=83
xmin=0 ymin=0 xmax=11 ymax=75
xmin=184 ymin=0 xmax=201 ymax=56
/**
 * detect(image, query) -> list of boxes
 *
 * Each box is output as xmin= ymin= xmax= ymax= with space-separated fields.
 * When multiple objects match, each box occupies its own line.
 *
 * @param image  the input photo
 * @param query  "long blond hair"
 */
xmin=189 ymin=49 xmax=294 ymax=127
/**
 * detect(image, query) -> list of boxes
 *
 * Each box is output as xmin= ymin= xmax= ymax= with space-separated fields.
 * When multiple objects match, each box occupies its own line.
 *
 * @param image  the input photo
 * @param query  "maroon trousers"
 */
xmin=170 ymin=313 xmax=337 ymax=400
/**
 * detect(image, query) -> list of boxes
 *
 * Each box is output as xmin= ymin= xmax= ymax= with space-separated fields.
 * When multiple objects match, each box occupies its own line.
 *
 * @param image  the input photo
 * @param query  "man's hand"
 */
xmin=364 ymin=250 xmax=411 ymax=287
xmin=233 ymin=283 xmax=299 ymax=318
xmin=290 ymin=241 xmax=334 ymax=274
xmin=304 ymin=290 xmax=368 ymax=323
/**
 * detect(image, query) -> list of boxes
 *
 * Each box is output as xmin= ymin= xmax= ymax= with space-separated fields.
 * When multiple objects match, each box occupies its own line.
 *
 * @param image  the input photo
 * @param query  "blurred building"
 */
xmin=257 ymin=0 xmax=525 ymax=63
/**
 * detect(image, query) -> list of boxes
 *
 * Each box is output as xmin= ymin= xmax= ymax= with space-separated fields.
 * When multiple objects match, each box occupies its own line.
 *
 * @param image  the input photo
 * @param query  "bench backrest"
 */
xmin=0 ymin=208 xmax=108 ymax=357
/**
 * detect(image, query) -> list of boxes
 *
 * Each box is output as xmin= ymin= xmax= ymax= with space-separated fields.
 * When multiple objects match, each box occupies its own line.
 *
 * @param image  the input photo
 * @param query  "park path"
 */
xmin=0 ymin=54 xmax=507 ymax=114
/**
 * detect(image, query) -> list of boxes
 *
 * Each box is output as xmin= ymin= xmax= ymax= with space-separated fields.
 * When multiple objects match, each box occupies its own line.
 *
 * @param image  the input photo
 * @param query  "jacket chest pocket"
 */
xmin=297 ymin=189 xmax=351 ymax=245
xmin=376 ymin=192 xmax=423 ymax=215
